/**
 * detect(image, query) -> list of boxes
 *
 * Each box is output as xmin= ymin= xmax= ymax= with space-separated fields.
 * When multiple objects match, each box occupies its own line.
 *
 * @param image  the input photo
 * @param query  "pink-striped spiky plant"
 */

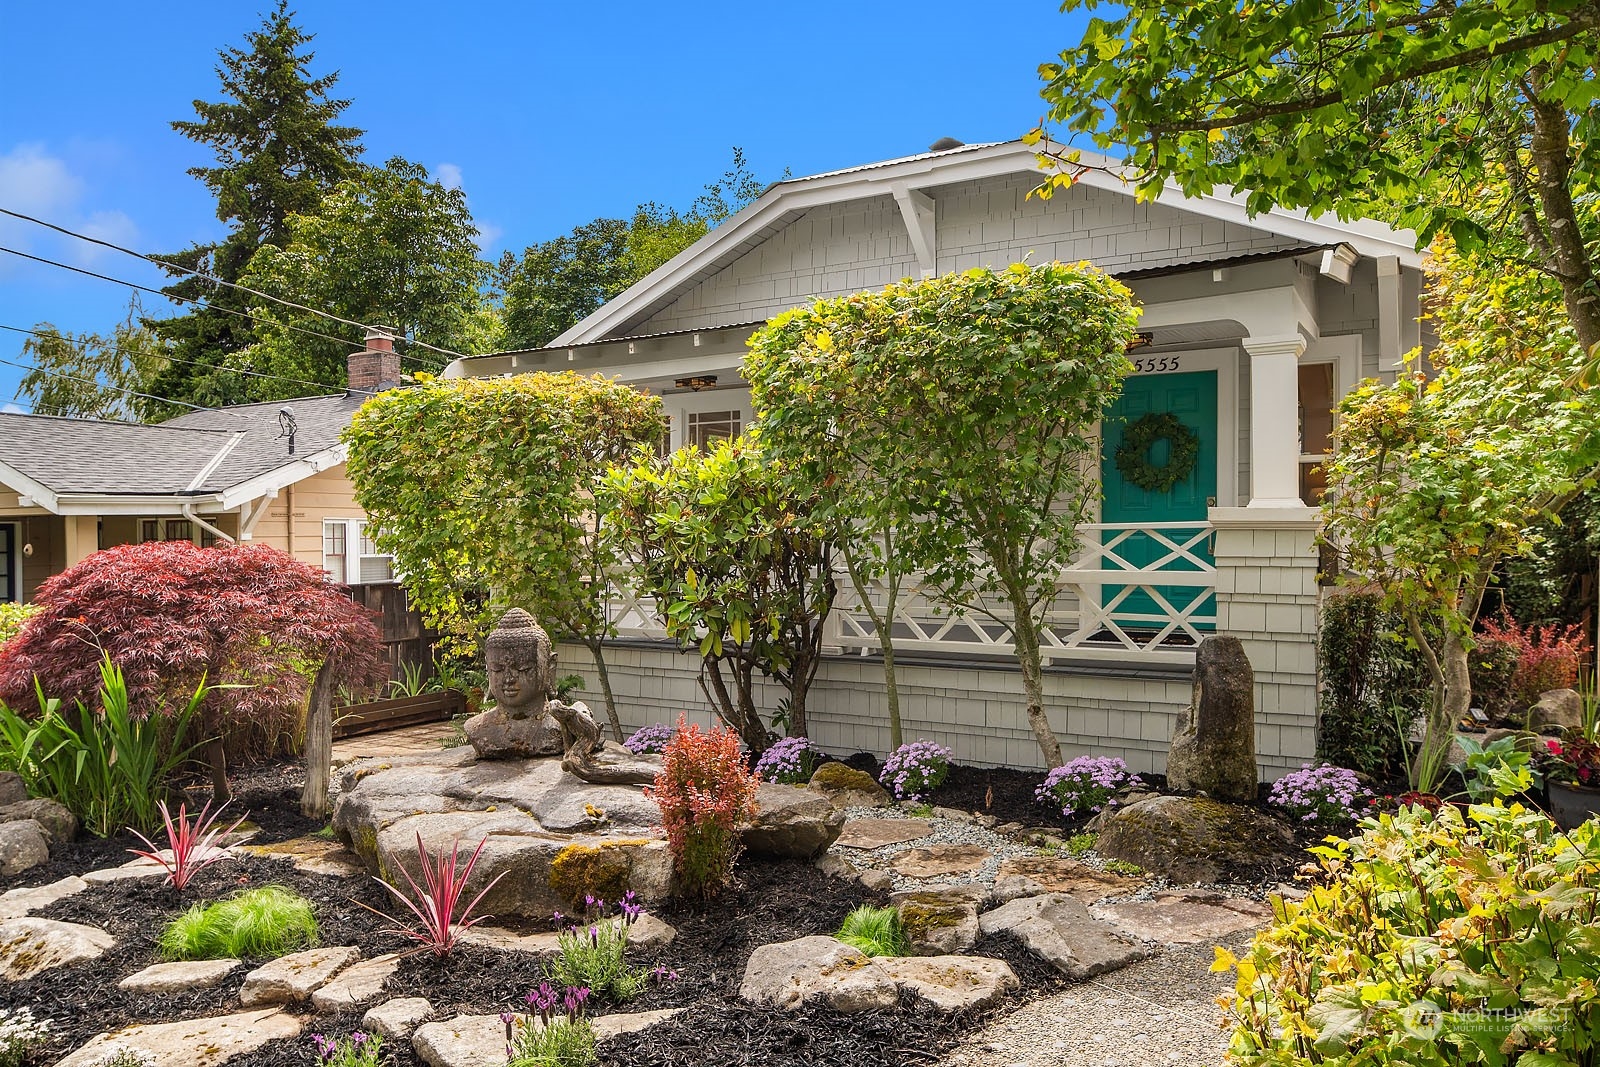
xmin=126 ymin=800 xmax=247 ymax=891
xmin=367 ymin=833 xmax=506 ymax=955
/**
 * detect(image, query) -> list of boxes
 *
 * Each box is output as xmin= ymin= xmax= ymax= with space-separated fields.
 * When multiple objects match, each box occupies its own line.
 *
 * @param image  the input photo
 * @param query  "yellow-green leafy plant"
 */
xmin=0 ymin=603 xmax=37 ymax=650
xmin=836 ymin=905 xmax=909 ymax=958
xmin=1217 ymin=803 xmax=1600 ymax=1065
xmin=345 ymin=371 xmax=665 ymax=742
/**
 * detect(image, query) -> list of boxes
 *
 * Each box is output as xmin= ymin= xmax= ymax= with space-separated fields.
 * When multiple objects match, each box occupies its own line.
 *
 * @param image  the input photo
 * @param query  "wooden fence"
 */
xmin=348 ymin=582 xmax=437 ymax=684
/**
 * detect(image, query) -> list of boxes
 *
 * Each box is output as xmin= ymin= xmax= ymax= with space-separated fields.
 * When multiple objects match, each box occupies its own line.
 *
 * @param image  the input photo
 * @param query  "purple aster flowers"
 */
xmin=1035 ymin=755 xmax=1135 ymax=817
xmin=880 ymin=740 xmax=953 ymax=801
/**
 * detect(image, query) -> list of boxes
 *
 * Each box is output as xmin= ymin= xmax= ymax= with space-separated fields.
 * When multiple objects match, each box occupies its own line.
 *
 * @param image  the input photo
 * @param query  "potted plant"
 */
xmin=1537 ymin=737 xmax=1600 ymax=830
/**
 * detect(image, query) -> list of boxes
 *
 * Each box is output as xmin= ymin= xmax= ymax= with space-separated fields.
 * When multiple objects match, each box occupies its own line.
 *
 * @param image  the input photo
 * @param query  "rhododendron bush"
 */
xmin=0 ymin=541 xmax=385 ymax=799
xmin=649 ymin=714 xmax=759 ymax=898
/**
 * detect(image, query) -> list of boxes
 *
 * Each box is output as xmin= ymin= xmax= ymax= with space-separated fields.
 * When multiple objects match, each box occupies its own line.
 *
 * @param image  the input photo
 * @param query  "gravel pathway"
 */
xmin=938 ymin=935 xmax=1251 ymax=1067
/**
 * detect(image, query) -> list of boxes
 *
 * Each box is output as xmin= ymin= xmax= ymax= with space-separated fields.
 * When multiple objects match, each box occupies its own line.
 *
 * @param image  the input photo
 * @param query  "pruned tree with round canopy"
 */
xmin=343 ymin=371 xmax=667 ymax=741
xmin=747 ymin=263 xmax=1139 ymax=766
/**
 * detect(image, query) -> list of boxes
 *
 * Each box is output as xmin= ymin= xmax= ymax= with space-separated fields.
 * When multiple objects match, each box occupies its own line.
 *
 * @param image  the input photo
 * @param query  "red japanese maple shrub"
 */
xmin=0 ymin=541 xmax=386 ymax=796
xmin=649 ymin=714 xmax=759 ymax=898
xmin=1478 ymin=612 xmax=1589 ymax=713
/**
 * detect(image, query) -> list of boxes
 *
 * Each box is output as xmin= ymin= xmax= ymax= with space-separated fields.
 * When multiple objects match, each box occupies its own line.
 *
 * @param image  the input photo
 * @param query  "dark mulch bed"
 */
xmin=836 ymin=750 xmax=1100 ymax=832
xmin=5 ymin=757 xmax=326 ymax=892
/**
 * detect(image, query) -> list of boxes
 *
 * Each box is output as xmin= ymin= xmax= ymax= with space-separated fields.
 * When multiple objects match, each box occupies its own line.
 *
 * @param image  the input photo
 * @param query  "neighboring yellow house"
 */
xmin=0 ymin=335 xmax=400 ymax=602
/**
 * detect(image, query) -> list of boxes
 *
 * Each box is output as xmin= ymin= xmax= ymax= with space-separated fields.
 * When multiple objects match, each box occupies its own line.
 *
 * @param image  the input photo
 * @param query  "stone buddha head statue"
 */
xmin=484 ymin=608 xmax=555 ymax=719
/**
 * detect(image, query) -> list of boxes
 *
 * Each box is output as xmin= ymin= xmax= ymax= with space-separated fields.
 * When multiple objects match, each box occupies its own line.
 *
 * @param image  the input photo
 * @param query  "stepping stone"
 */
xmin=991 ymin=856 xmax=1143 ymax=904
xmin=0 ymin=917 xmax=114 ymax=980
xmin=55 ymin=1008 xmax=302 ymax=1067
xmin=892 ymin=888 xmax=982 ymax=955
xmin=119 ymin=958 xmax=241 ymax=994
xmin=413 ymin=1010 xmax=683 ymax=1067
xmin=83 ymin=858 xmax=173 ymax=884
xmin=311 ymin=952 xmax=401 ymax=1011
xmin=978 ymin=893 xmax=1149 ymax=980
xmin=239 ymin=946 xmax=360 ymax=1006
xmin=834 ymin=817 xmax=934 ymax=850
xmin=740 ymin=935 xmax=900 ymax=1012
xmin=242 ymin=835 xmax=365 ymax=878
xmin=875 ymin=955 xmax=1019 ymax=1011
xmin=0 ymin=875 xmax=87 ymax=920
xmin=889 ymin=844 xmax=991 ymax=880
xmin=362 ymin=996 xmax=434 ymax=1040
xmin=1091 ymin=890 xmax=1273 ymax=945
xmin=463 ymin=912 xmax=676 ymax=956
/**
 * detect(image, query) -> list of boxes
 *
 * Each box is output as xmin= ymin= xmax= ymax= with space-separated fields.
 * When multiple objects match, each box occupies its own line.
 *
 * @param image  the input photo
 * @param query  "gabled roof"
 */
xmin=0 ymin=391 xmax=366 ymax=511
xmin=549 ymin=138 xmax=1425 ymax=347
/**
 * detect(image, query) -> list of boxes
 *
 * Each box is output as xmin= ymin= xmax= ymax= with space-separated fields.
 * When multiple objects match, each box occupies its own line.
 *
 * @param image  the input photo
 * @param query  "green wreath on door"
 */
xmin=1114 ymin=412 xmax=1201 ymax=493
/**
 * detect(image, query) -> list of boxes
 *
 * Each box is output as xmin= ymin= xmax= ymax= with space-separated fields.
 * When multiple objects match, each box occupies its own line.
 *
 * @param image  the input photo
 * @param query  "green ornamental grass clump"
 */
xmin=159 ymin=885 xmax=319 ymax=960
xmin=836 ymin=905 xmax=909 ymax=958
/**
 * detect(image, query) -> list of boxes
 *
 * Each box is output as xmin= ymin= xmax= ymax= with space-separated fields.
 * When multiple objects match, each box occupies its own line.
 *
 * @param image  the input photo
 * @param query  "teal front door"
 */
xmin=1097 ymin=369 xmax=1218 ymax=636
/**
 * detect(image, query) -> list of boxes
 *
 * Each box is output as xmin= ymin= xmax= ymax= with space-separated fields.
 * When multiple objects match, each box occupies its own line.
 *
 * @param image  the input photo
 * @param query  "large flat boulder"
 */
xmin=874 ymin=955 xmax=1018 ymax=1011
xmin=978 ymin=893 xmax=1148 ymax=979
xmin=363 ymin=997 xmax=434 ymax=1041
xmin=0 ymin=917 xmax=113 ymax=980
xmin=311 ymin=952 xmax=402 ymax=1012
xmin=1092 ymin=795 xmax=1299 ymax=884
xmin=834 ymin=817 xmax=934 ymax=850
xmin=119 ymin=959 xmax=241 ymax=994
xmin=1091 ymin=890 xmax=1273 ymax=945
xmin=740 ymin=935 xmax=900 ymax=1012
xmin=55 ymin=1009 xmax=301 ymax=1067
xmin=239 ymin=946 xmax=360 ymax=1007
xmin=991 ymin=856 xmax=1143 ymax=904
xmin=0 ymin=876 xmax=87 ymax=921
xmin=889 ymin=844 xmax=991 ymax=880
xmin=742 ymin=783 xmax=844 ymax=859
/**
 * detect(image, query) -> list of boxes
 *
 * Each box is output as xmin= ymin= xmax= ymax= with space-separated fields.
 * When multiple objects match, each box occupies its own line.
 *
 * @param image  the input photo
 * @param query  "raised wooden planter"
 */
xmin=333 ymin=690 xmax=465 ymax=739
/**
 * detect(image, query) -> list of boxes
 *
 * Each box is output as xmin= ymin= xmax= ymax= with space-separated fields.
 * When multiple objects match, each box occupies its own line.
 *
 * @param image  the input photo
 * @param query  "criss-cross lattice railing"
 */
xmin=604 ymin=521 xmax=1215 ymax=666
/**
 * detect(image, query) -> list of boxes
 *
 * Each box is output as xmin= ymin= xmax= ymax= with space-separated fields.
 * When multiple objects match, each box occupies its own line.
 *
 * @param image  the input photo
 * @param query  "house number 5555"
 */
xmin=1132 ymin=356 xmax=1182 ymax=373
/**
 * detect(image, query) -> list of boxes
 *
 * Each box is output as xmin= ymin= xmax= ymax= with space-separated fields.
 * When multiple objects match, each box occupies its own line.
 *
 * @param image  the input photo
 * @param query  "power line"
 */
xmin=0 ymin=205 xmax=468 ymax=362
xmin=0 ymin=352 xmax=255 ymax=421
xmin=0 ymin=244 xmax=446 ymax=370
xmin=0 ymin=323 xmax=345 ymax=395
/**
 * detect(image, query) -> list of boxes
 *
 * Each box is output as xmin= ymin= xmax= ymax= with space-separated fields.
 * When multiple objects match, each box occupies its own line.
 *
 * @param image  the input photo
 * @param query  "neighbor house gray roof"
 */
xmin=0 ymin=392 xmax=366 ymax=506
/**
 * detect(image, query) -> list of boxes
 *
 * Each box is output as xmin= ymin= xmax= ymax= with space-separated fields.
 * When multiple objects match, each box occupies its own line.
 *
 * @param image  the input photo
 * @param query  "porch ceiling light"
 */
xmin=1125 ymin=332 xmax=1153 ymax=352
xmin=674 ymin=375 xmax=719 ymax=392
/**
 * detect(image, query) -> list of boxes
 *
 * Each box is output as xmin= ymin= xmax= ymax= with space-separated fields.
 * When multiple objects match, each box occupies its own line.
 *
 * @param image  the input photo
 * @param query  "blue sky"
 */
xmin=0 ymin=1 xmax=1088 ymax=412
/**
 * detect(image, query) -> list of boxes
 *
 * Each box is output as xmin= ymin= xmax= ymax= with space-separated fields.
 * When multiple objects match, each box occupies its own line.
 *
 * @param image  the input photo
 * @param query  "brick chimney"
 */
xmin=349 ymin=326 xmax=401 ymax=392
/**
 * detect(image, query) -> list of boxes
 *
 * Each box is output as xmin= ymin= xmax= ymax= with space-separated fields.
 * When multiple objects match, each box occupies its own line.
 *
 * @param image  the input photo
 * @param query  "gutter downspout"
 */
xmin=181 ymin=501 xmax=235 ymax=545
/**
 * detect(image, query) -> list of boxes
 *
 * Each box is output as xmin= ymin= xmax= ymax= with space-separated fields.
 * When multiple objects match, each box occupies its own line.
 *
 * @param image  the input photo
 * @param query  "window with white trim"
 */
xmin=686 ymin=410 xmax=742 ymax=450
xmin=323 ymin=519 xmax=394 ymax=585
xmin=1298 ymin=362 xmax=1335 ymax=505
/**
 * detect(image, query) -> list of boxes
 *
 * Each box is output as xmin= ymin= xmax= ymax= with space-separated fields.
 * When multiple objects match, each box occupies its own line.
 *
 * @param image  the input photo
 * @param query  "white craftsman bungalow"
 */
xmin=446 ymin=138 xmax=1428 ymax=779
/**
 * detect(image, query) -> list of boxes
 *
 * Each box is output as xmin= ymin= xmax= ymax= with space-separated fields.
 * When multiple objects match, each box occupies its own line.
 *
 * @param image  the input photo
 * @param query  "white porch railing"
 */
xmin=605 ymin=521 xmax=1215 ymax=667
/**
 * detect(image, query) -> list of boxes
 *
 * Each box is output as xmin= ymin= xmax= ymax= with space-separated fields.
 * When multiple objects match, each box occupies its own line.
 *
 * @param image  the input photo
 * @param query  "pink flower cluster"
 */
xmin=880 ymin=739 xmax=953 ymax=801
xmin=1035 ymin=756 xmax=1134 ymax=817
xmin=1268 ymin=763 xmax=1367 ymax=824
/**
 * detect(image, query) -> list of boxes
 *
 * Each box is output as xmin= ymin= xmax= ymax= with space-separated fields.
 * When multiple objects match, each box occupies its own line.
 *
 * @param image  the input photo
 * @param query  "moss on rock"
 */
xmin=548 ymin=839 xmax=652 ymax=907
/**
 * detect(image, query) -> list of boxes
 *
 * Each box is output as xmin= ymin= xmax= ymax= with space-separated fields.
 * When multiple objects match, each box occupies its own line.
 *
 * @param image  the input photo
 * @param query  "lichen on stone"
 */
xmin=809 ymin=763 xmax=882 ymax=794
xmin=548 ymin=839 xmax=651 ymax=907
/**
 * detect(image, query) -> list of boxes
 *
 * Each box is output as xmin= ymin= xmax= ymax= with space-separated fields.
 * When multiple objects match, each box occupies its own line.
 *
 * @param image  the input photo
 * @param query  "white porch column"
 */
xmin=62 ymin=515 xmax=99 ymax=567
xmin=1242 ymin=334 xmax=1307 ymax=507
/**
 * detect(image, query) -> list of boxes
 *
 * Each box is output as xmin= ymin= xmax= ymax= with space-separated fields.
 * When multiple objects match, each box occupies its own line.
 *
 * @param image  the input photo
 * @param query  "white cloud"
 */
xmin=0 ymin=143 xmax=85 ymax=216
xmin=473 ymin=220 xmax=504 ymax=253
xmin=0 ymin=143 xmax=141 ymax=273
xmin=436 ymin=162 xmax=464 ymax=190
xmin=2 ymin=403 xmax=26 ymax=415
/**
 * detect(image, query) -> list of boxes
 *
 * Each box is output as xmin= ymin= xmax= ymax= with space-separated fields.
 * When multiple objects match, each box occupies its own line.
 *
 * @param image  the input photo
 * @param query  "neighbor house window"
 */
xmin=686 ymin=410 xmax=742 ymax=449
xmin=323 ymin=519 xmax=394 ymax=585
xmin=0 ymin=524 xmax=16 ymax=603
xmin=1298 ymin=362 xmax=1335 ymax=505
